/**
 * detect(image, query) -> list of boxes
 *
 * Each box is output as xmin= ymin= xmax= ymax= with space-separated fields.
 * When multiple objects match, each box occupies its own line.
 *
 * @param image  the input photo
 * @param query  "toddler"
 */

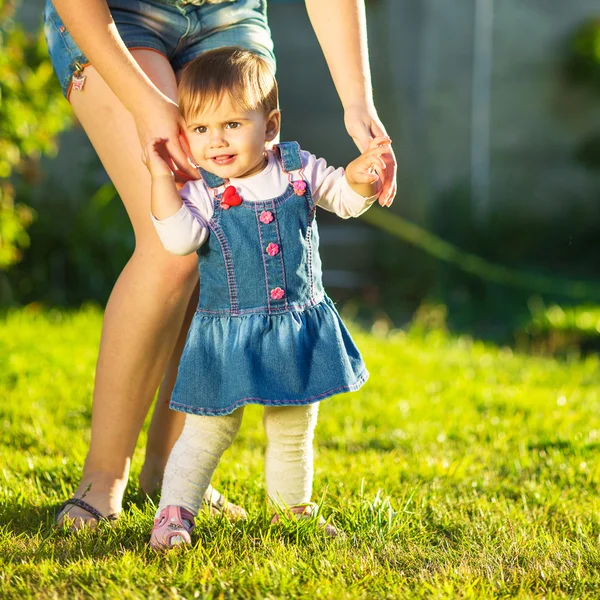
xmin=143 ymin=47 xmax=392 ymax=548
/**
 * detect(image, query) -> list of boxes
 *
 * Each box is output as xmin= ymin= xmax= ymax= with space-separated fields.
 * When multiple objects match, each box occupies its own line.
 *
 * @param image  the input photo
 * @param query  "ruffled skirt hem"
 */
xmin=170 ymin=369 xmax=369 ymax=416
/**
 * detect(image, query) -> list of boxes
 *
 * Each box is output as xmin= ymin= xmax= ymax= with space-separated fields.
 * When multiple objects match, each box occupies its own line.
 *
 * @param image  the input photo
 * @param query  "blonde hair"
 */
xmin=178 ymin=47 xmax=278 ymax=121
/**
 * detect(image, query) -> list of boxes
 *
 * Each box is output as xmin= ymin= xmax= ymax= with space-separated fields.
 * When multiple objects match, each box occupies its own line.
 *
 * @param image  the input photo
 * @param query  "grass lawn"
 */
xmin=2 ymin=306 xmax=600 ymax=599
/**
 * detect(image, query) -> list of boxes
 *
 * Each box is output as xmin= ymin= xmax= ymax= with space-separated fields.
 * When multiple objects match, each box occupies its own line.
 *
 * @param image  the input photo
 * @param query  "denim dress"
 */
xmin=170 ymin=142 xmax=369 ymax=416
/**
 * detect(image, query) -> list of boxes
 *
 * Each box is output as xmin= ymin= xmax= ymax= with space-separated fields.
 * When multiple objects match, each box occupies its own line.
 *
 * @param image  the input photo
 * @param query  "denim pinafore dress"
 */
xmin=170 ymin=142 xmax=369 ymax=416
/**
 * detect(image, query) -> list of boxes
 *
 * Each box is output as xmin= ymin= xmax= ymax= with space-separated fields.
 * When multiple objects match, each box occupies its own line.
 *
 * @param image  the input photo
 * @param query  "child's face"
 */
xmin=183 ymin=92 xmax=280 ymax=180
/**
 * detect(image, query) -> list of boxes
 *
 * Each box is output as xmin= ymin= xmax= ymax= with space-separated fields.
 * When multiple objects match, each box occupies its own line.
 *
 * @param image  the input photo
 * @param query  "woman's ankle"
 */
xmin=75 ymin=470 xmax=129 ymax=501
xmin=138 ymin=459 xmax=166 ymax=497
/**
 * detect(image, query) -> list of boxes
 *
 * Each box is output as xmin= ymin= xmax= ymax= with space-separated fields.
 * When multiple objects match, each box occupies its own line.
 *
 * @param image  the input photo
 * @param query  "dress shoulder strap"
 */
xmin=276 ymin=141 xmax=303 ymax=173
xmin=198 ymin=167 xmax=225 ymax=189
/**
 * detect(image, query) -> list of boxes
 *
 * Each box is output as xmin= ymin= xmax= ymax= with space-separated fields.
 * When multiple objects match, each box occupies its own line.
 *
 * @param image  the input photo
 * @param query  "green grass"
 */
xmin=2 ymin=306 xmax=600 ymax=599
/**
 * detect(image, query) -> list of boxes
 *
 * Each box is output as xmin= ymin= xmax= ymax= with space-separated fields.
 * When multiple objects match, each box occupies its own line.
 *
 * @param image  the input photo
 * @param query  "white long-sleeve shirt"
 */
xmin=152 ymin=149 xmax=377 ymax=256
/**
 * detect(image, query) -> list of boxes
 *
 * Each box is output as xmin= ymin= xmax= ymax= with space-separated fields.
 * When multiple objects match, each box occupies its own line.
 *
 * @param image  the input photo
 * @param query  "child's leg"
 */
xmin=262 ymin=404 xmax=319 ymax=508
xmin=159 ymin=408 xmax=244 ymax=514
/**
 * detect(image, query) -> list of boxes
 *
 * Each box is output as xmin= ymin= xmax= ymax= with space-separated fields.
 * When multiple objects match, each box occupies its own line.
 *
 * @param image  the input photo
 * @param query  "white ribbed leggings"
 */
xmin=159 ymin=403 xmax=319 ymax=514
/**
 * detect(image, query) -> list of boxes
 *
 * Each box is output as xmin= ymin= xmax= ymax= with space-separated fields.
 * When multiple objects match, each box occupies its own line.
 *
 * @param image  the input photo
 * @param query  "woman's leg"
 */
xmin=138 ymin=281 xmax=198 ymax=496
xmin=57 ymin=49 xmax=200 ymax=527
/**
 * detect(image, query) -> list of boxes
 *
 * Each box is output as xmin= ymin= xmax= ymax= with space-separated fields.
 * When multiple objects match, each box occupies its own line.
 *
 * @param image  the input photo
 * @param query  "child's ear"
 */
xmin=265 ymin=109 xmax=281 ymax=142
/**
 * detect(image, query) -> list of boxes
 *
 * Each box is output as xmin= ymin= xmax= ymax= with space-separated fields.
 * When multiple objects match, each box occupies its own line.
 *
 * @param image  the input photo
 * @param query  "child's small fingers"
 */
xmin=149 ymin=137 xmax=168 ymax=149
xmin=361 ymin=145 xmax=392 ymax=164
xmin=355 ymin=171 xmax=379 ymax=184
xmin=368 ymin=143 xmax=393 ymax=157
xmin=369 ymin=135 xmax=392 ymax=149
xmin=364 ymin=155 xmax=386 ymax=173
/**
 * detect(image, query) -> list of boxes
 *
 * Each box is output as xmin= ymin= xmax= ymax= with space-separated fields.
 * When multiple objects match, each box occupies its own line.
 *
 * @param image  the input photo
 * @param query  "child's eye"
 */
xmin=226 ymin=122 xmax=241 ymax=129
xmin=194 ymin=126 xmax=207 ymax=134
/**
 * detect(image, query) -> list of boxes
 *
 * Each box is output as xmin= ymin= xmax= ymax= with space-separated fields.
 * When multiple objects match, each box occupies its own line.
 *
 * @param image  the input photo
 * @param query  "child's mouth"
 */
xmin=211 ymin=155 xmax=236 ymax=165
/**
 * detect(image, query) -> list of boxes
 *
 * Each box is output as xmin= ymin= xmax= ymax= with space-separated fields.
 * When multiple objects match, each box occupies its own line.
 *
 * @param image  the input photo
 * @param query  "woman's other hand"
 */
xmin=345 ymin=105 xmax=397 ymax=207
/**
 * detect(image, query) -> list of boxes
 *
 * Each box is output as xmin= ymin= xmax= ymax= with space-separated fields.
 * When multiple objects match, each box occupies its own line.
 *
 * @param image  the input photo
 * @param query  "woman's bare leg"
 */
xmin=138 ymin=283 xmax=198 ymax=496
xmin=57 ymin=49 xmax=199 ymax=527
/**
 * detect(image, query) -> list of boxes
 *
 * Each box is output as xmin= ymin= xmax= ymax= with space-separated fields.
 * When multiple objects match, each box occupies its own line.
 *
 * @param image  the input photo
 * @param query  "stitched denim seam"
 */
xmin=208 ymin=219 xmax=238 ymax=314
xmin=195 ymin=294 xmax=324 ymax=316
xmin=226 ymin=184 xmax=295 ymax=211
xmin=124 ymin=40 xmax=169 ymax=54
xmin=47 ymin=13 xmax=81 ymax=91
xmin=306 ymin=217 xmax=315 ymax=302
xmin=172 ymin=6 xmax=192 ymax=54
xmin=254 ymin=202 xmax=272 ymax=312
xmin=303 ymin=187 xmax=316 ymax=301
xmin=170 ymin=370 xmax=369 ymax=415
xmin=271 ymin=198 xmax=289 ymax=311
xmin=278 ymin=141 xmax=302 ymax=173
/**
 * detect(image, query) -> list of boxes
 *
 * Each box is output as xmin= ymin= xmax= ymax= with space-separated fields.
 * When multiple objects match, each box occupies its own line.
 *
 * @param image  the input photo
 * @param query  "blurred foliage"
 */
xmin=0 ymin=0 xmax=72 ymax=270
xmin=5 ymin=173 xmax=133 ymax=306
xmin=528 ymin=303 xmax=600 ymax=336
xmin=566 ymin=18 xmax=600 ymax=91
xmin=566 ymin=18 xmax=600 ymax=171
xmin=515 ymin=299 xmax=600 ymax=357
xmin=575 ymin=131 xmax=600 ymax=171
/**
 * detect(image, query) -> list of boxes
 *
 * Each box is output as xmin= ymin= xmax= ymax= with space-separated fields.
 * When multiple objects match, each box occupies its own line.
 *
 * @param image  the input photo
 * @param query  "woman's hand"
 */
xmin=135 ymin=96 xmax=199 ymax=183
xmin=344 ymin=105 xmax=397 ymax=207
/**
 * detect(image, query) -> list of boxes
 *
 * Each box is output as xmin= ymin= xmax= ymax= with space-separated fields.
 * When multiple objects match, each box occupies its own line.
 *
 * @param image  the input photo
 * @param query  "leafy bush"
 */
xmin=7 ymin=174 xmax=134 ymax=306
xmin=0 ymin=0 xmax=72 ymax=270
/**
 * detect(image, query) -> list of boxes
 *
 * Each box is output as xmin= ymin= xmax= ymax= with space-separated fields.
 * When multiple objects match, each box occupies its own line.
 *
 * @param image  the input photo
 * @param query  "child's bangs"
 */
xmin=181 ymin=85 xmax=260 ymax=121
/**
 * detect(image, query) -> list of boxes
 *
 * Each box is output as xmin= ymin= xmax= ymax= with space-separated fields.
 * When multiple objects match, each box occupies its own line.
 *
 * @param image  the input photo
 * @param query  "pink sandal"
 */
xmin=271 ymin=502 xmax=338 ymax=537
xmin=150 ymin=505 xmax=195 ymax=549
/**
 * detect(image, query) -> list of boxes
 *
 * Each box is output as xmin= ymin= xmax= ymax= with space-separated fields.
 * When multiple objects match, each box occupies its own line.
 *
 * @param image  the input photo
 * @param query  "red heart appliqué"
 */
xmin=221 ymin=185 xmax=242 ymax=210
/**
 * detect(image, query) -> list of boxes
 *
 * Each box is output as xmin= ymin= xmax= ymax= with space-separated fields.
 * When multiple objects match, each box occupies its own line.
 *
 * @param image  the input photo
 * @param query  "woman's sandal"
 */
xmin=270 ymin=502 xmax=338 ymax=537
xmin=150 ymin=505 xmax=195 ymax=549
xmin=55 ymin=497 xmax=119 ymax=527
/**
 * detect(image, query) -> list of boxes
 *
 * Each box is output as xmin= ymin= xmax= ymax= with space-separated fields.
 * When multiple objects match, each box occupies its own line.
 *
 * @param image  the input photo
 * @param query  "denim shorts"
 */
xmin=43 ymin=0 xmax=275 ymax=99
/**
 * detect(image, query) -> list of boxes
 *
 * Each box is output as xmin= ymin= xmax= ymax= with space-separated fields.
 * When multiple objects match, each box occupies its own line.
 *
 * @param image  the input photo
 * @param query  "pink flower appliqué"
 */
xmin=270 ymin=287 xmax=285 ymax=300
xmin=259 ymin=210 xmax=274 ymax=224
xmin=292 ymin=180 xmax=307 ymax=196
xmin=266 ymin=243 xmax=280 ymax=257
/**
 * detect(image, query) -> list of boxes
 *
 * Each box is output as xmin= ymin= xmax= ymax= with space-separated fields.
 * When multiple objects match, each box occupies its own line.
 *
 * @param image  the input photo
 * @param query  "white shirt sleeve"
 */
xmin=301 ymin=150 xmax=378 ymax=219
xmin=150 ymin=180 xmax=213 ymax=256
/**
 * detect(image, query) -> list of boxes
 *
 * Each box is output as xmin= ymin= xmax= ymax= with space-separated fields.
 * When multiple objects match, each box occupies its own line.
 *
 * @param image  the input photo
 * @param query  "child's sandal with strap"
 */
xmin=270 ymin=502 xmax=338 ymax=537
xmin=150 ymin=505 xmax=195 ymax=549
xmin=203 ymin=486 xmax=247 ymax=520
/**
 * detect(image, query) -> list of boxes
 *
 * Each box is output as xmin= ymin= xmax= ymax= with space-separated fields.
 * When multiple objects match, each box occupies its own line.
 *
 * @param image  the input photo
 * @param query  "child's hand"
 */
xmin=142 ymin=137 xmax=178 ymax=180
xmin=345 ymin=136 xmax=393 ymax=203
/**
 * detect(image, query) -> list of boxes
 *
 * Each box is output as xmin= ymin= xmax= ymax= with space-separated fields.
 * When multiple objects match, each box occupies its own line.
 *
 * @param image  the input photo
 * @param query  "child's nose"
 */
xmin=210 ymin=131 xmax=227 ymax=146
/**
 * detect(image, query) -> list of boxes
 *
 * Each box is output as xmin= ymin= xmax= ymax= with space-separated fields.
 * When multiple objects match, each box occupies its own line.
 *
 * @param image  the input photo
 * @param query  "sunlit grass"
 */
xmin=2 ymin=306 xmax=600 ymax=598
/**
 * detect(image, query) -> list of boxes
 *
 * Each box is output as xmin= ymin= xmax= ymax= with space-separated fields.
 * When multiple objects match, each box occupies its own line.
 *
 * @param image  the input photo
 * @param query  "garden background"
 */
xmin=2 ymin=0 xmax=600 ymax=598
